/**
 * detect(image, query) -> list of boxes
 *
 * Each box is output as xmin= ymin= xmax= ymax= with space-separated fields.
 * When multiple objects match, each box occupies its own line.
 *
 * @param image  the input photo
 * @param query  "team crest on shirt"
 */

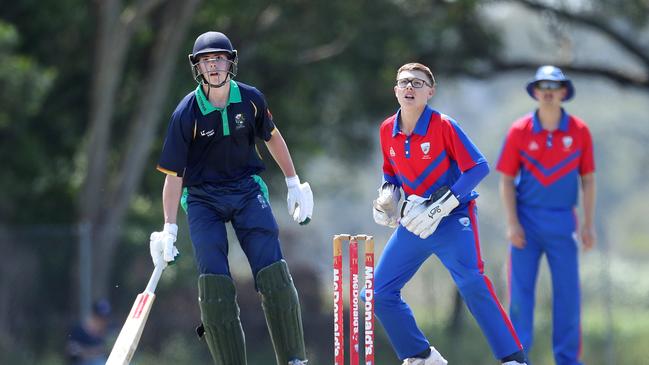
xmin=420 ymin=142 xmax=430 ymax=154
xmin=458 ymin=217 xmax=471 ymax=231
xmin=234 ymin=114 xmax=246 ymax=129
xmin=528 ymin=141 xmax=539 ymax=151
xmin=390 ymin=147 xmax=396 ymax=157
xmin=420 ymin=142 xmax=432 ymax=160
xmin=562 ymin=136 xmax=573 ymax=149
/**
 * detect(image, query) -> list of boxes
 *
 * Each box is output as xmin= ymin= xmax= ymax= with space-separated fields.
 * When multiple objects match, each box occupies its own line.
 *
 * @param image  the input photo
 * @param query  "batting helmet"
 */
xmin=526 ymin=65 xmax=574 ymax=101
xmin=188 ymin=31 xmax=238 ymax=86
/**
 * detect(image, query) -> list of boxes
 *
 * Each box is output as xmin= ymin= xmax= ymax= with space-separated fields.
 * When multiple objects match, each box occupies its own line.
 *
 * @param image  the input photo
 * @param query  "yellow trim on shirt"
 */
xmin=156 ymin=165 xmax=178 ymax=176
xmin=250 ymin=100 xmax=258 ymax=118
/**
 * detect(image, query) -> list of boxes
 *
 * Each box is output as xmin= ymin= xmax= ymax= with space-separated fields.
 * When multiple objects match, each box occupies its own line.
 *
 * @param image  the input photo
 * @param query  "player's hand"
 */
xmin=581 ymin=223 xmax=596 ymax=252
xmin=507 ymin=222 xmax=526 ymax=249
xmin=373 ymin=206 xmax=399 ymax=228
xmin=399 ymin=194 xmax=430 ymax=220
xmin=372 ymin=182 xmax=401 ymax=228
xmin=286 ymin=175 xmax=313 ymax=225
xmin=401 ymin=186 xmax=459 ymax=239
xmin=149 ymin=223 xmax=180 ymax=267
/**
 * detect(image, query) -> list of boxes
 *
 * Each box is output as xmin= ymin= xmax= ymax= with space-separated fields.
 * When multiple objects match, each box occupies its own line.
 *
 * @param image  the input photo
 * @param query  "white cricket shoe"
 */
xmin=502 ymin=362 xmax=527 ymax=365
xmin=401 ymin=346 xmax=448 ymax=365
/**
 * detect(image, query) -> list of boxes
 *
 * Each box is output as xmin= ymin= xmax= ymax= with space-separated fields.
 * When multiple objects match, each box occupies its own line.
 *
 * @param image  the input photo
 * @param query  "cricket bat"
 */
xmin=106 ymin=265 xmax=165 ymax=365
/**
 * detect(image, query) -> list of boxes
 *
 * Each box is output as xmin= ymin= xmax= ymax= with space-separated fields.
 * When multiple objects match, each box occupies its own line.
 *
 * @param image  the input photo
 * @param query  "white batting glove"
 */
xmin=372 ymin=182 xmax=401 ymax=228
xmin=401 ymin=187 xmax=459 ymax=239
xmin=149 ymin=223 xmax=179 ymax=267
xmin=286 ymin=175 xmax=313 ymax=225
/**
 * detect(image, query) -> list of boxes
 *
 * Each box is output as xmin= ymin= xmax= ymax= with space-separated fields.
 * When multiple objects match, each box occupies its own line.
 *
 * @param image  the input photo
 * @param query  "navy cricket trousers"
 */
xmin=185 ymin=176 xmax=284 ymax=280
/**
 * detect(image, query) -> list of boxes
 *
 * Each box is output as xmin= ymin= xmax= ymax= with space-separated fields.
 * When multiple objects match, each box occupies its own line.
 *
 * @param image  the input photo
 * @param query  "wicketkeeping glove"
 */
xmin=286 ymin=175 xmax=313 ymax=225
xmin=372 ymin=182 xmax=401 ymax=228
xmin=149 ymin=223 xmax=180 ymax=267
xmin=400 ymin=186 xmax=459 ymax=239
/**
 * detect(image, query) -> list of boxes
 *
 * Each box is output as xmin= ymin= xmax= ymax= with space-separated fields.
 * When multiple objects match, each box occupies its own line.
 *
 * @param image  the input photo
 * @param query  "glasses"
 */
xmin=535 ymin=80 xmax=563 ymax=91
xmin=396 ymin=78 xmax=432 ymax=89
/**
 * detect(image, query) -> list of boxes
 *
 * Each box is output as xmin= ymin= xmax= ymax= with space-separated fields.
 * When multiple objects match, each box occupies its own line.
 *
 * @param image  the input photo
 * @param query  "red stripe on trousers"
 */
xmin=468 ymin=201 xmax=523 ymax=350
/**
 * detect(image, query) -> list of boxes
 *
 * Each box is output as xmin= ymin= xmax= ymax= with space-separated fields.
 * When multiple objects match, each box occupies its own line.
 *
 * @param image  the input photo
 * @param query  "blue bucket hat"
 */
xmin=92 ymin=299 xmax=112 ymax=318
xmin=526 ymin=65 xmax=574 ymax=101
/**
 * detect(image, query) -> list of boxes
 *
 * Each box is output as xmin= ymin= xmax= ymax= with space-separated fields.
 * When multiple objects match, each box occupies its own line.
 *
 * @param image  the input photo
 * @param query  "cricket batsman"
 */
xmin=149 ymin=31 xmax=312 ymax=365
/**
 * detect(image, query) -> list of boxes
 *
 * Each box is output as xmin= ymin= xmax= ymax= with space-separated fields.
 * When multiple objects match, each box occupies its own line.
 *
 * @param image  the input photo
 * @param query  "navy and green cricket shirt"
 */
xmin=157 ymin=80 xmax=276 ymax=186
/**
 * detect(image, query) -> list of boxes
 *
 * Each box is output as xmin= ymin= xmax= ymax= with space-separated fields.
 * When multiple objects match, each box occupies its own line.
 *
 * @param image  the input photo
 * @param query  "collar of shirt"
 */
xmin=532 ymin=108 xmax=569 ymax=134
xmin=392 ymin=105 xmax=434 ymax=137
xmin=194 ymin=80 xmax=242 ymax=116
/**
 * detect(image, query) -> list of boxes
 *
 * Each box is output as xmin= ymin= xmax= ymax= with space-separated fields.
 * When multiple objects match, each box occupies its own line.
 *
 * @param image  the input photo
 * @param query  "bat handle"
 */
xmin=144 ymin=265 xmax=165 ymax=294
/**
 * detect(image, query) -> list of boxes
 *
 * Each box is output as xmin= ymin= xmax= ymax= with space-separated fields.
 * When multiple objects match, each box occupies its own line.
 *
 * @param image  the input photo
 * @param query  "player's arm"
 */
xmin=163 ymin=174 xmax=183 ymax=225
xmin=265 ymin=129 xmax=313 ymax=225
xmin=373 ymin=123 xmax=401 ymax=228
xmin=496 ymin=125 xmax=525 ymax=248
xmin=148 ymin=173 xmax=181 ymax=267
xmin=579 ymin=125 xmax=596 ymax=251
xmin=580 ymin=173 xmax=596 ymax=250
xmin=151 ymin=102 xmax=191 ymax=266
xmin=449 ymin=162 xmax=489 ymax=201
xmin=441 ymin=117 xmax=488 ymax=202
xmin=264 ymin=129 xmax=297 ymax=178
xmin=499 ymin=174 xmax=525 ymax=248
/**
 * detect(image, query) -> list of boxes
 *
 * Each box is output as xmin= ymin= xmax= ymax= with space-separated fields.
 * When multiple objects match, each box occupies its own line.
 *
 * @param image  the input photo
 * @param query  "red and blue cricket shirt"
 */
xmin=496 ymin=109 xmax=595 ymax=209
xmin=380 ymin=105 xmax=487 ymax=204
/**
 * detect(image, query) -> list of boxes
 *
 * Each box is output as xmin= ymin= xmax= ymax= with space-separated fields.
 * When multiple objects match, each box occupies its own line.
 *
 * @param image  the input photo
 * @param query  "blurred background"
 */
xmin=1 ymin=0 xmax=648 ymax=364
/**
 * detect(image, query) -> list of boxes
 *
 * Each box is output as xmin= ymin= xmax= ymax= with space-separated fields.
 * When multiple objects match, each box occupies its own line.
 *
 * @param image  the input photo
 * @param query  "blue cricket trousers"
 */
xmin=509 ymin=205 xmax=582 ymax=365
xmin=185 ymin=176 xmax=284 ymax=280
xmin=367 ymin=202 xmax=522 ymax=360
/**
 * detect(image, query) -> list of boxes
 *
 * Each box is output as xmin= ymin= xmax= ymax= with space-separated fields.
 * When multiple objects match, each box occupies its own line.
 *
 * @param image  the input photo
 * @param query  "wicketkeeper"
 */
xmin=369 ymin=62 xmax=527 ymax=365
xmin=149 ymin=31 xmax=312 ymax=365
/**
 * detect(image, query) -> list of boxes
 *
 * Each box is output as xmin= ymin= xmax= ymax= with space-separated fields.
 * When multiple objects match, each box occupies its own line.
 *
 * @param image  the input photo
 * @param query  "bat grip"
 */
xmin=145 ymin=266 xmax=165 ymax=294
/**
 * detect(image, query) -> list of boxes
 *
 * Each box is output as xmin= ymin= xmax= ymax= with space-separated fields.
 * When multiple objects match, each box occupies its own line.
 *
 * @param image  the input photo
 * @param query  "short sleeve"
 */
xmin=579 ymin=125 xmax=595 ymax=175
xmin=496 ymin=127 xmax=521 ymax=177
xmin=253 ymin=91 xmax=276 ymax=141
xmin=157 ymin=103 xmax=194 ymax=176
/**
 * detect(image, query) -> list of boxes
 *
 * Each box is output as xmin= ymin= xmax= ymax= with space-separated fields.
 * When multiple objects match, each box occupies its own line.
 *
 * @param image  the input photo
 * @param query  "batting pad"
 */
xmin=256 ymin=260 xmax=307 ymax=364
xmin=198 ymin=274 xmax=247 ymax=365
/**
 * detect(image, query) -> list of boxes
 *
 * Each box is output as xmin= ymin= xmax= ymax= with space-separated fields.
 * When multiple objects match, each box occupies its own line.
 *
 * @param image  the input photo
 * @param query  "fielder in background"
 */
xmin=150 ymin=31 xmax=313 ymax=365
xmin=66 ymin=299 xmax=112 ymax=365
xmin=370 ymin=62 xmax=527 ymax=365
xmin=497 ymin=66 xmax=596 ymax=365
